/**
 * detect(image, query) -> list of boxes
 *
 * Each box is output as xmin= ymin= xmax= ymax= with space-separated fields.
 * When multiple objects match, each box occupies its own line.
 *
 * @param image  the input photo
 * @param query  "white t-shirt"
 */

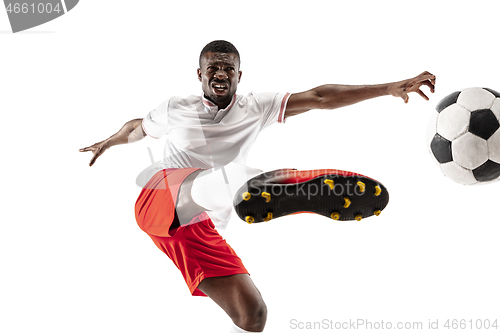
xmin=141 ymin=92 xmax=291 ymax=229
xmin=142 ymin=92 xmax=291 ymax=169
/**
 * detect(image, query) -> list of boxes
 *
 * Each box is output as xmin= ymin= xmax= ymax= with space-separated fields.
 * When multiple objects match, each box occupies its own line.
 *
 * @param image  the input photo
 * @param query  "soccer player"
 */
xmin=80 ymin=40 xmax=435 ymax=333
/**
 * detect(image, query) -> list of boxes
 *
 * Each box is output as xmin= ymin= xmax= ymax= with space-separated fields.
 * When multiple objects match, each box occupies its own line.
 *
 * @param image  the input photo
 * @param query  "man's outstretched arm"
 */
xmin=79 ymin=118 xmax=146 ymax=166
xmin=284 ymin=71 xmax=436 ymax=118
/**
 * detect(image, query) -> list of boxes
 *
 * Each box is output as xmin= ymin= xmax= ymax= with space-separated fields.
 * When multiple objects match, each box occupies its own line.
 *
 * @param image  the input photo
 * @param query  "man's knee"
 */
xmin=250 ymin=300 xmax=267 ymax=325
xmin=233 ymin=299 xmax=267 ymax=331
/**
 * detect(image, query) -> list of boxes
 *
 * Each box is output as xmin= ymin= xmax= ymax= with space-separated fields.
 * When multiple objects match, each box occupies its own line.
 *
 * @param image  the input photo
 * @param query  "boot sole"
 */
xmin=234 ymin=174 xmax=389 ymax=223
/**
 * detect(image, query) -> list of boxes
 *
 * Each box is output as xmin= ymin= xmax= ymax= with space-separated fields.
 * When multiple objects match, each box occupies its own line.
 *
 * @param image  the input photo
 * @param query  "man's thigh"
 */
xmin=198 ymin=274 xmax=266 ymax=319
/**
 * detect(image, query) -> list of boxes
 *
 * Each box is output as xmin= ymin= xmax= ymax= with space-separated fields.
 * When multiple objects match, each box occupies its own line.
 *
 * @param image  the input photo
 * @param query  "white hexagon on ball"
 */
xmin=491 ymin=98 xmax=500 ymax=122
xmin=487 ymin=129 xmax=500 ymax=163
xmin=457 ymin=87 xmax=496 ymax=111
xmin=440 ymin=162 xmax=477 ymax=185
xmin=437 ymin=103 xmax=470 ymax=141
xmin=452 ymin=132 xmax=488 ymax=170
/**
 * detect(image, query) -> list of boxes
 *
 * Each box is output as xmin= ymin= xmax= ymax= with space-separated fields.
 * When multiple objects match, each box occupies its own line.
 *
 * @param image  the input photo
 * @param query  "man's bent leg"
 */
xmin=198 ymin=274 xmax=267 ymax=332
xmin=175 ymin=164 xmax=262 ymax=226
xmin=191 ymin=163 xmax=263 ymax=212
xmin=175 ymin=169 xmax=206 ymax=226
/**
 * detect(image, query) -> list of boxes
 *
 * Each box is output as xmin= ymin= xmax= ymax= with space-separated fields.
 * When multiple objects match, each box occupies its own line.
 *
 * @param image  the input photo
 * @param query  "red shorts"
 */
xmin=135 ymin=168 xmax=248 ymax=297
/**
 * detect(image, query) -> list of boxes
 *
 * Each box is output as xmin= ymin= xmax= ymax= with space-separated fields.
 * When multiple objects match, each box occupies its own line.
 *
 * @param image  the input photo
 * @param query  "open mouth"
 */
xmin=212 ymin=82 xmax=229 ymax=94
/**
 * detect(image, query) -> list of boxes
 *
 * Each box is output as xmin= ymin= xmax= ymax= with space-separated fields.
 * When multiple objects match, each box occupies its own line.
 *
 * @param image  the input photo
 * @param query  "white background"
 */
xmin=1 ymin=1 xmax=499 ymax=332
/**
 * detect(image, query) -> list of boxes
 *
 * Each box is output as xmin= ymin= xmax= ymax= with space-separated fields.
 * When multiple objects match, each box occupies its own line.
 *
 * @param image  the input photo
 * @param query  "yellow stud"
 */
xmin=245 ymin=216 xmax=254 ymax=224
xmin=242 ymin=192 xmax=251 ymax=201
xmin=355 ymin=215 xmax=362 ymax=221
xmin=261 ymin=192 xmax=271 ymax=203
xmin=324 ymin=179 xmax=334 ymax=190
xmin=357 ymin=181 xmax=366 ymax=192
xmin=263 ymin=212 xmax=273 ymax=222
xmin=331 ymin=212 xmax=340 ymax=220
xmin=374 ymin=210 xmax=381 ymax=216
xmin=374 ymin=186 xmax=382 ymax=196
xmin=343 ymin=197 xmax=351 ymax=208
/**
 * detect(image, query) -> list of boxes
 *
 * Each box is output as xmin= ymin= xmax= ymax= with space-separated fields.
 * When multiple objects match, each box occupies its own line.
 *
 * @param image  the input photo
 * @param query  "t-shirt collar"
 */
xmin=201 ymin=94 xmax=236 ymax=115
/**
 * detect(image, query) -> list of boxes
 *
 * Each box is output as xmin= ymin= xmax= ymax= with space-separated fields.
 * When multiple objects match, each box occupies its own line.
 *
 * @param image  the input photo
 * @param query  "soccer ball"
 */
xmin=427 ymin=87 xmax=500 ymax=185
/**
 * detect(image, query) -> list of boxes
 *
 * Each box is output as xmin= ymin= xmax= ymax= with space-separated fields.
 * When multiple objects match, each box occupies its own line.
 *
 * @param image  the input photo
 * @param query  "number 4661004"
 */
xmin=6 ymin=3 xmax=62 ymax=14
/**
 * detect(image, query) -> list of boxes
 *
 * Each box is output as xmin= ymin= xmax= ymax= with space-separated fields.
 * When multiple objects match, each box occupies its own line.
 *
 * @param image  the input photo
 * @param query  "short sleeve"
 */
xmin=142 ymin=99 xmax=170 ymax=139
xmin=253 ymin=92 xmax=291 ymax=130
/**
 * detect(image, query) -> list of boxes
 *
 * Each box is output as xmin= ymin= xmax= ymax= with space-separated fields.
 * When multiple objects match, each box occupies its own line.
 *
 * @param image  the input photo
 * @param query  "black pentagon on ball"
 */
xmin=469 ymin=109 xmax=500 ymax=140
xmin=430 ymin=134 xmax=452 ymax=163
xmin=483 ymin=87 xmax=500 ymax=98
xmin=473 ymin=160 xmax=500 ymax=182
xmin=436 ymin=91 xmax=460 ymax=113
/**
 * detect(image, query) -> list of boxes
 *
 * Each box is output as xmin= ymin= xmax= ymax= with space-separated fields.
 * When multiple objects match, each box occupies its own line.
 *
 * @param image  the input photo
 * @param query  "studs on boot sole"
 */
xmin=331 ymin=212 xmax=340 ymax=220
xmin=242 ymin=192 xmax=251 ymax=201
xmin=357 ymin=181 xmax=366 ymax=192
xmin=343 ymin=197 xmax=351 ymax=208
xmin=261 ymin=192 xmax=271 ymax=203
xmin=375 ymin=186 xmax=382 ymax=196
xmin=245 ymin=216 xmax=254 ymax=224
xmin=324 ymin=179 xmax=334 ymax=190
xmin=264 ymin=212 xmax=273 ymax=222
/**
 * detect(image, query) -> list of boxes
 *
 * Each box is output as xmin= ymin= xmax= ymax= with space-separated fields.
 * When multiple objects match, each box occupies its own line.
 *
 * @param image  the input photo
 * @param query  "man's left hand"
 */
xmin=389 ymin=71 xmax=436 ymax=103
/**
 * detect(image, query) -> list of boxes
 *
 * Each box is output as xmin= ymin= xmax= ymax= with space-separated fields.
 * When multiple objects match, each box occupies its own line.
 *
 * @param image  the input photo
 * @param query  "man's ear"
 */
xmin=197 ymin=68 xmax=202 ymax=82
xmin=238 ymin=70 xmax=242 ymax=83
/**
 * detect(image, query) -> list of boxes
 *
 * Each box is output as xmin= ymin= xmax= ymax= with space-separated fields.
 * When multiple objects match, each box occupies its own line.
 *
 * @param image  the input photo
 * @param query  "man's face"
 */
xmin=197 ymin=52 xmax=242 ymax=109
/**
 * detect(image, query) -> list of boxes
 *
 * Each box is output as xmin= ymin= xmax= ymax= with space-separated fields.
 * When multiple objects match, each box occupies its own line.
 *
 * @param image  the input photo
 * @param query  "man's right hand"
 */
xmin=79 ymin=139 xmax=110 ymax=167
xmin=79 ymin=118 xmax=146 ymax=167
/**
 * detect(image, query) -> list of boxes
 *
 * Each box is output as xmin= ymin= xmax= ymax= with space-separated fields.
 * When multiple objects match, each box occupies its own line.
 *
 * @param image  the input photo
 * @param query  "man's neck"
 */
xmin=203 ymin=94 xmax=234 ymax=110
